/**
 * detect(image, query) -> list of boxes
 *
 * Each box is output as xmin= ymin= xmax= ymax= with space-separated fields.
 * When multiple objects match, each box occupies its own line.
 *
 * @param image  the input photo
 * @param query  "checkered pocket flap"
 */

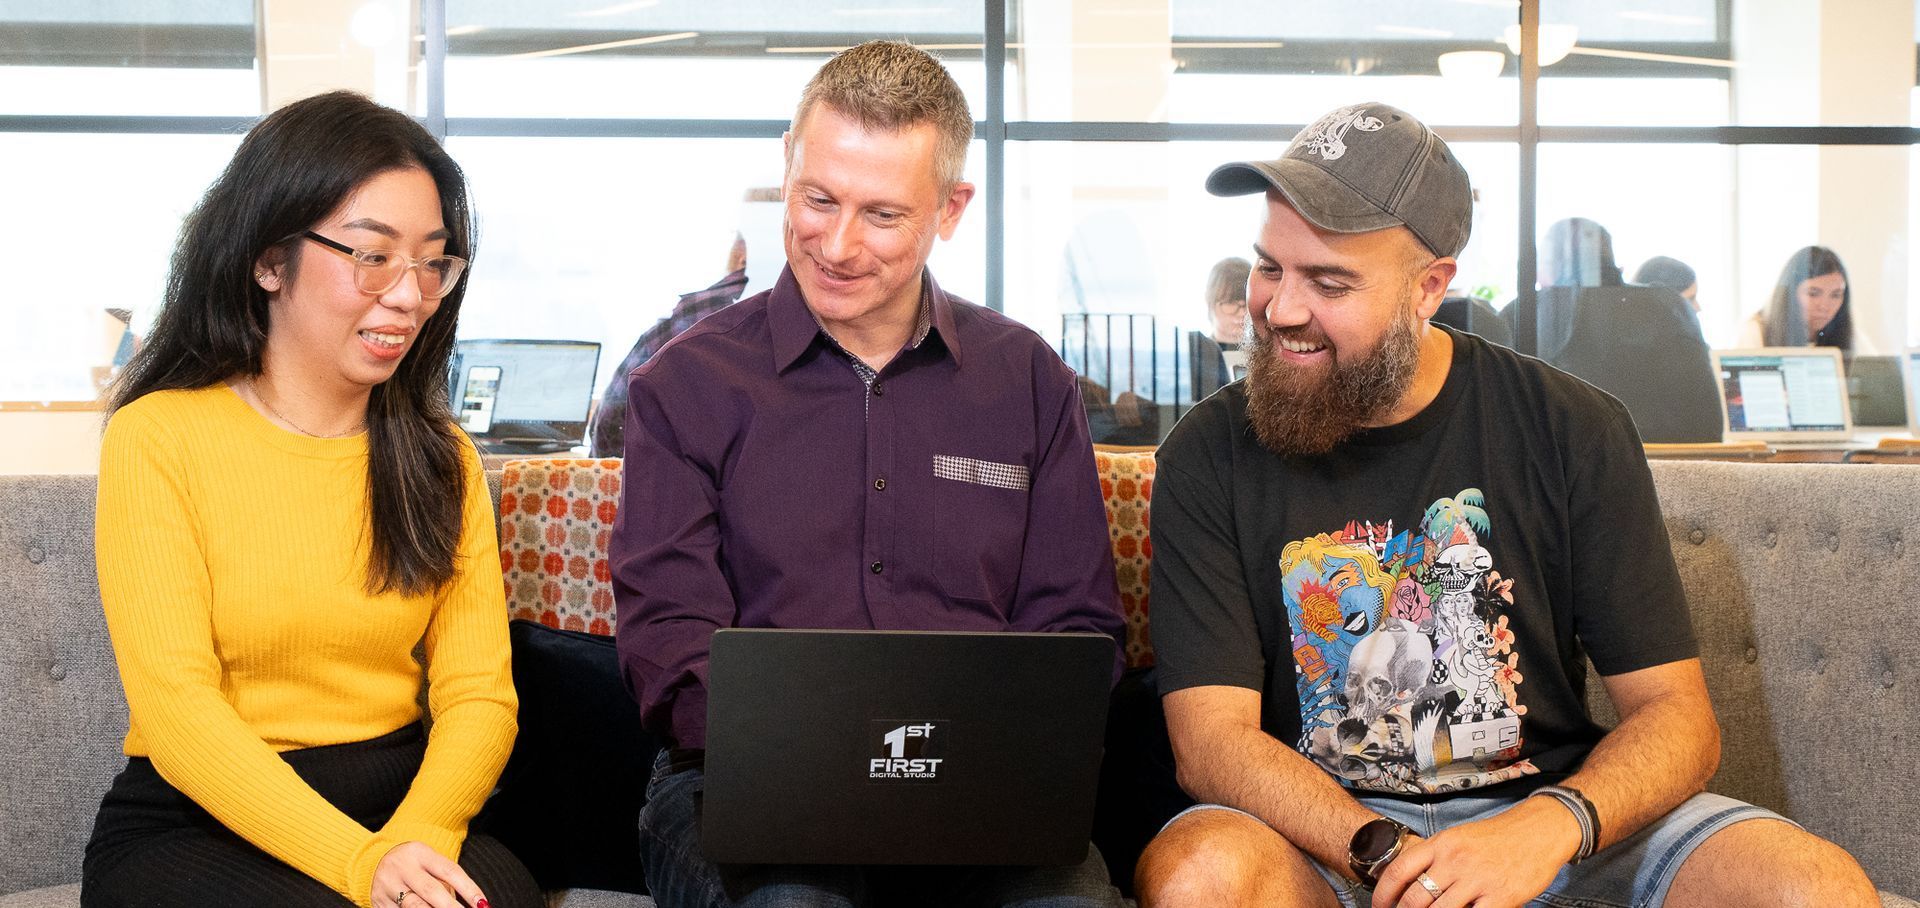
xmin=932 ymin=454 xmax=1031 ymax=491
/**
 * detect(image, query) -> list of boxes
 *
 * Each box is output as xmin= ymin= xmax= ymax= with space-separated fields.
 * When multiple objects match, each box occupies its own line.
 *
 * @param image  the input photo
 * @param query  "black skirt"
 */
xmin=82 ymin=723 xmax=542 ymax=908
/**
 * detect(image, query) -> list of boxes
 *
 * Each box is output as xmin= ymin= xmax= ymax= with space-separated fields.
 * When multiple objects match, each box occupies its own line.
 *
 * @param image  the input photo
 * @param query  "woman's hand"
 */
xmin=371 ymin=841 xmax=488 ymax=908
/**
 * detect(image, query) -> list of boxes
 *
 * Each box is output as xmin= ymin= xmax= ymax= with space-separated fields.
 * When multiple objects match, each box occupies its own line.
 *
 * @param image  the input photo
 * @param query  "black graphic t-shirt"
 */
xmin=1151 ymin=327 xmax=1698 ymax=798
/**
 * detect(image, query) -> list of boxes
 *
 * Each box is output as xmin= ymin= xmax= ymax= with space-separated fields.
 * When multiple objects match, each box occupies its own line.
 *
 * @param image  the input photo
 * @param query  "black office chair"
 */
xmin=1549 ymin=286 xmax=1722 ymax=443
xmin=1433 ymin=297 xmax=1515 ymax=349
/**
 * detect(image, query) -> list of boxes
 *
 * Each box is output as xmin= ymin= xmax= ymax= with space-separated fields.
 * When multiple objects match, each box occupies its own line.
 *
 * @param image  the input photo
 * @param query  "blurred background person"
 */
xmin=1506 ymin=216 xmax=1622 ymax=358
xmin=1204 ymin=256 xmax=1251 ymax=347
xmin=1188 ymin=256 xmax=1251 ymax=403
xmin=588 ymin=234 xmax=748 ymax=457
xmin=1634 ymin=255 xmax=1699 ymax=313
xmin=1738 ymin=245 xmax=1865 ymax=352
xmin=1539 ymin=216 xmax=1624 ymax=288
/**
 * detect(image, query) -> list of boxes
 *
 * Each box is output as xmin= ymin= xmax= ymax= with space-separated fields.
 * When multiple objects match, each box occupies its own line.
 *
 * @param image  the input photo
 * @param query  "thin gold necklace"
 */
xmin=246 ymin=377 xmax=365 ymax=438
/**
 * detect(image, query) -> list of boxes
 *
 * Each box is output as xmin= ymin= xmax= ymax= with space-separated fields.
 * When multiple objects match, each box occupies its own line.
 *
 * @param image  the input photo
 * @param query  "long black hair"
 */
xmin=1762 ymin=245 xmax=1852 ymax=351
xmin=107 ymin=90 xmax=476 ymax=596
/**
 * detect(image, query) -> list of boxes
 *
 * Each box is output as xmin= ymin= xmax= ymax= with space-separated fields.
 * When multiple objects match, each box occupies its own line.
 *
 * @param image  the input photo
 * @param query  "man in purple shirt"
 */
xmin=611 ymin=40 xmax=1125 ymax=908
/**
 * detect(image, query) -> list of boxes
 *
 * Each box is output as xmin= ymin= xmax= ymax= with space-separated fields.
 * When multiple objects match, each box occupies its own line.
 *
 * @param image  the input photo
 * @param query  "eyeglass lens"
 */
xmin=356 ymin=253 xmax=466 ymax=299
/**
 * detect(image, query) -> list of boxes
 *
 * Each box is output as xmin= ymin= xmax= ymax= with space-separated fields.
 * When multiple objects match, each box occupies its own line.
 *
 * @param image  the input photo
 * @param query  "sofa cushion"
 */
xmin=0 ymin=475 xmax=128 ymax=894
xmin=497 ymin=459 xmax=623 ymax=634
xmin=547 ymin=890 xmax=655 ymax=908
xmin=475 ymin=620 xmax=657 ymax=894
xmin=0 ymin=883 xmax=83 ymax=908
xmin=1094 ymin=450 xmax=1156 ymax=668
xmin=1640 ymin=461 xmax=1920 ymax=897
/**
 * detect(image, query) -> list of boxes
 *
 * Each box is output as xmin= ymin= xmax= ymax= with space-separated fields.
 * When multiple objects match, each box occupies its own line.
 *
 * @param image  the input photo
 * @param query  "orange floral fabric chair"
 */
xmin=1094 ymin=448 xmax=1157 ymax=668
xmin=496 ymin=458 xmax=622 ymax=634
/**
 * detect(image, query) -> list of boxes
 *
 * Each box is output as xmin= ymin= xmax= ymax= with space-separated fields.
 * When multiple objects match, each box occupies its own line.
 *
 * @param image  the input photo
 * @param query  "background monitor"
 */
xmin=1711 ymin=347 xmax=1853 ymax=443
xmin=449 ymin=339 xmax=601 ymax=452
xmin=1186 ymin=331 xmax=1234 ymax=402
xmin=1906 ymin=350 xmax=1920 ymax=436
xmin=1846 ymin=355 xmax=1907 ymax=427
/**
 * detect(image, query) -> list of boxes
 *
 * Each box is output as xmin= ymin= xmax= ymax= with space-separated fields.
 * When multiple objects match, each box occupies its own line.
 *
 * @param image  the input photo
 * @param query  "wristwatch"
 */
xmin=1347 ymin=816 xmax=1412 ymax=887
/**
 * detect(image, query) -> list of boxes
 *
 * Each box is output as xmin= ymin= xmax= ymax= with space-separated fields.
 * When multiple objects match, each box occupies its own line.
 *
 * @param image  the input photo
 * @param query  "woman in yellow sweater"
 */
xmin=85 ymin=91 xmax=540 ymax=908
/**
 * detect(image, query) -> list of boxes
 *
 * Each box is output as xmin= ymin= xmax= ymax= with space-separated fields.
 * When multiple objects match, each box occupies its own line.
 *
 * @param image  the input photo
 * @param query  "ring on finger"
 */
xmin=396 ymin=891 xmax=410 ymax=907
xmin=1417 ymin=873 xmax=1444 ymax=899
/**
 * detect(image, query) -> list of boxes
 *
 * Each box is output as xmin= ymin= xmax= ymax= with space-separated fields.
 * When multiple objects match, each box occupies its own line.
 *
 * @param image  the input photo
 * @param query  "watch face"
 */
xmin=1352 ymin=818 xmax=1403 ymax=862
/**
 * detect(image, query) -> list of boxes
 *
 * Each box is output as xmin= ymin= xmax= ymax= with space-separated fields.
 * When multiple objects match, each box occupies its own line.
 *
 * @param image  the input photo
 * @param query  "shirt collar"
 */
xmin=769 ymin=264 xmax=965 ymax=373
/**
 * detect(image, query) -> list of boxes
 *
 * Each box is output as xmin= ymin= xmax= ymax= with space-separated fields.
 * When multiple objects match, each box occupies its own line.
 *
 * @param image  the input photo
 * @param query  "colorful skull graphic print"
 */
xmin=1284 ymin=489 xmax=1538 ymax=794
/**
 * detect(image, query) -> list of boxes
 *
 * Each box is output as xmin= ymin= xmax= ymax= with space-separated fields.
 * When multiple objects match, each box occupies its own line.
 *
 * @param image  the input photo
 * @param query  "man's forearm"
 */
xmin=1556 ymin=686 xmax=1719 ymax=852
xmin=1173 ymin=713 xmax=1378 ymax=873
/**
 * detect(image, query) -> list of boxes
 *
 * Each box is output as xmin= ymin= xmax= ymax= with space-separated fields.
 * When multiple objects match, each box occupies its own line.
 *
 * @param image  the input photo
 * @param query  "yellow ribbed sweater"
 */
xmin=95 ymin=384 xmax=517 ymax=907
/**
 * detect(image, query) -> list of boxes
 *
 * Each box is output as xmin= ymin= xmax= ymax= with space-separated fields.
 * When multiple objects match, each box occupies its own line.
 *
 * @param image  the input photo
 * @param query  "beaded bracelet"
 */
xmin=1531 ymin=784 xmax=1601 ymax=863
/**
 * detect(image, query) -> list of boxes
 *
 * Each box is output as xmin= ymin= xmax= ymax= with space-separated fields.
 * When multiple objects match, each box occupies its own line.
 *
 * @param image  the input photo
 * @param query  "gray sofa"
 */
xmin=3 ymin=463 xmax=1916 ymax=906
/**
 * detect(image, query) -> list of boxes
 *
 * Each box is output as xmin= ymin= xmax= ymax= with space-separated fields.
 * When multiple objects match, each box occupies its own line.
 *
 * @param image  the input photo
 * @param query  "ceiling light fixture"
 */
xmin=502 ymin=31 xmax=699 ymax=60
xmin=1502 ymin=23 xmax=1578 ymax=66
xmin=1437 ymin=50 xmax=1506 ymax=78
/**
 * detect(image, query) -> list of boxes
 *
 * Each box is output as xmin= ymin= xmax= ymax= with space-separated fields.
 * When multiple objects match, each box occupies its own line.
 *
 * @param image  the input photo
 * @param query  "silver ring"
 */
xmin=1417 ymin=873 xmax=1444 ymax=898
xmin=396 ymin=892 xmax=409 ymax=907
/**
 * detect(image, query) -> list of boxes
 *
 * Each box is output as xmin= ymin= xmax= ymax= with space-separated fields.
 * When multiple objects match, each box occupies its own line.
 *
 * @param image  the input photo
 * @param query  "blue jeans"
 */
xmin=639 ymin=751 xmax=1124 ymax=908
xmin=1175 ymin=789 xmax=1788 ymax=908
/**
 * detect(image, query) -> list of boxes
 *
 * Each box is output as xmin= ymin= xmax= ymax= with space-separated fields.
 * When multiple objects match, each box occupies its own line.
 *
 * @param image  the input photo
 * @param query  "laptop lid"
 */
xmin=701 ymin=629 xmax=1115 ymax=867
xmin=1711 ymin=347 xmax=1853 ymax=444
xmin=448 ymin=339 xmax=601 ymax=451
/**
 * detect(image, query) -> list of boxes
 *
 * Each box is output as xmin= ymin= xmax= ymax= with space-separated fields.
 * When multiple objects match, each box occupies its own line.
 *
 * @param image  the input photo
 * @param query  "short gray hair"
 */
xmin=792 ymin=40 xmax=973 ymax=189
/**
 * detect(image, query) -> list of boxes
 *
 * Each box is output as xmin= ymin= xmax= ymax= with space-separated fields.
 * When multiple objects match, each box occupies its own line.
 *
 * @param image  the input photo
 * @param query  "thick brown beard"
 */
xmin=1243 ymin=301 xmax=1423 ymax=456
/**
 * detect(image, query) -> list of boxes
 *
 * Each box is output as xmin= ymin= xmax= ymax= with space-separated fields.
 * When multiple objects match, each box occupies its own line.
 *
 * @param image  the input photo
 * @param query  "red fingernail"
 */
xmin=476 ymin=900 xmax=489 ymax=908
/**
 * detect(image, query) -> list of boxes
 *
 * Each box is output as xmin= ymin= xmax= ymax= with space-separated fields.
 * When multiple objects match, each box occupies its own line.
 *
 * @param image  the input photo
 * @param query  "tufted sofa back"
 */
xmin=1631 ymin=460 xmax=1920 ymax=894
xmin=3 ymin=461 xmax=1919 ymax=899
xmin=0 ymin=475 xmax=125 ymax=895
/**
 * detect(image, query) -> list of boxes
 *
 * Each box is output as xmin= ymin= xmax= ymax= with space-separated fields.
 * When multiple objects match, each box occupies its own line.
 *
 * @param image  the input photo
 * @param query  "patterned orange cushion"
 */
xmin=494 ymin=452 xmax=1161 ymax=659
xmin=498 ymin=458 xmax=623 ymax=635
xmin=1095 ymin=450 xmax=1157 ymax=668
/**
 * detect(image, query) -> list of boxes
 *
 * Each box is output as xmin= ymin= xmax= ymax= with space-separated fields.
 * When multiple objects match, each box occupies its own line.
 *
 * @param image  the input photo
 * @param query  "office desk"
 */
xmin=1644 ymin=436 xmax=1920 ymax=464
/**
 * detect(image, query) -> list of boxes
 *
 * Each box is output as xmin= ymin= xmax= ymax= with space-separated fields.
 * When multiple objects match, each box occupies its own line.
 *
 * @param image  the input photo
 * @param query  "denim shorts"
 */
xmin=1171 ymin=789 xmax=1790 ymax=908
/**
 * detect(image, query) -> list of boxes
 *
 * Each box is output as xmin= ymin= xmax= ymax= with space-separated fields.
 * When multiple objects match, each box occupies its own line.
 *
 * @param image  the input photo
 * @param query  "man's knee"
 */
xmin=1671 ymin=818 xmax=1880 ymax=908
xmin=1133 ymin=809 xmax=1333 ymax=908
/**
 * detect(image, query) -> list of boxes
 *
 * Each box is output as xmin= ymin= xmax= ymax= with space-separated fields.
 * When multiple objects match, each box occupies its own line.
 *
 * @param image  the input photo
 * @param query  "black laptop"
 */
xmin=700 ymin=628 xmax=1115 ymax=866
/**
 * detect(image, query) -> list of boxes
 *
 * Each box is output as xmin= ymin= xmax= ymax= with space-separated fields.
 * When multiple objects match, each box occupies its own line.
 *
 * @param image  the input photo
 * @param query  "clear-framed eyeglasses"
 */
xmin=301 ymin=230 xmax=469 ymax=300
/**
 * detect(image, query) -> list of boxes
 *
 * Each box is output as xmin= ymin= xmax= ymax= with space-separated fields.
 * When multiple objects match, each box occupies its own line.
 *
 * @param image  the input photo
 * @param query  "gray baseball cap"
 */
xmin=1206 ymin=102 xmax=1473 ymax=259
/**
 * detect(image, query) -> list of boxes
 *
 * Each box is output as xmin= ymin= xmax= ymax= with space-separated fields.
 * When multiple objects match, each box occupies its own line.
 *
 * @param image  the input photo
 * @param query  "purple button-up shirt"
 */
xmin=611 ymin=266 xmax=1124 ymax=750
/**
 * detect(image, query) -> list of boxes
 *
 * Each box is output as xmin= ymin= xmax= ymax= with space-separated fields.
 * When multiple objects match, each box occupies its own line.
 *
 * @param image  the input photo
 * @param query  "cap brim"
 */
xmin=1205 ymin=159 xmax=1405 ymax=236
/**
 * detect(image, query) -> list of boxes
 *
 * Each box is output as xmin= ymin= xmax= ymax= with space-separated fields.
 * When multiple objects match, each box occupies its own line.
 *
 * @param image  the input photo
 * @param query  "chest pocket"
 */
xmin=931 ymin=454 xmax=1031 ymax=605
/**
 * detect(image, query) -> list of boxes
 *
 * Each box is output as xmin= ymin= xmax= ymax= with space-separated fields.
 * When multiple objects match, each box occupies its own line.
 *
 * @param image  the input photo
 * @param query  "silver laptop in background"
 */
xmin=1711 ymin=347 xmax=1854 ymax=447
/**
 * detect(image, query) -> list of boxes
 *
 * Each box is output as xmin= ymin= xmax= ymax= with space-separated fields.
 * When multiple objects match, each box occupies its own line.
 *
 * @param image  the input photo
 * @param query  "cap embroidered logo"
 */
xmin=1299 ymin=105 xmax=1385 ymax=162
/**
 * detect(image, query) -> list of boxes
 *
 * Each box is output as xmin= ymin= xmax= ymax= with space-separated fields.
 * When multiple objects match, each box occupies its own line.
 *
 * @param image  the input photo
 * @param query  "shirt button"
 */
xmin=870 ymin=561 xmax=884 ymax=574
xmin=872 ymin=383 xmax=885 ymax=396
xmin=874 ymin=478 xmax=886 ymax=491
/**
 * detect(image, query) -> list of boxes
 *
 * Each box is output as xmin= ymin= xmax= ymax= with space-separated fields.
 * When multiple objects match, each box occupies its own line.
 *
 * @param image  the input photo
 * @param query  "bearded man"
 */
xmin=1132 ymin=102 xmax=1878 ymax=908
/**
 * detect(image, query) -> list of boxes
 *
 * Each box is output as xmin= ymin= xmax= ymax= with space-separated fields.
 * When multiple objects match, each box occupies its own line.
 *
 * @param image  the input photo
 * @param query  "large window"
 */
xmin=9 ymin=0 xmax=1920 ymax=455
xmin=1 ymin=2 xmax=256 ymax=403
